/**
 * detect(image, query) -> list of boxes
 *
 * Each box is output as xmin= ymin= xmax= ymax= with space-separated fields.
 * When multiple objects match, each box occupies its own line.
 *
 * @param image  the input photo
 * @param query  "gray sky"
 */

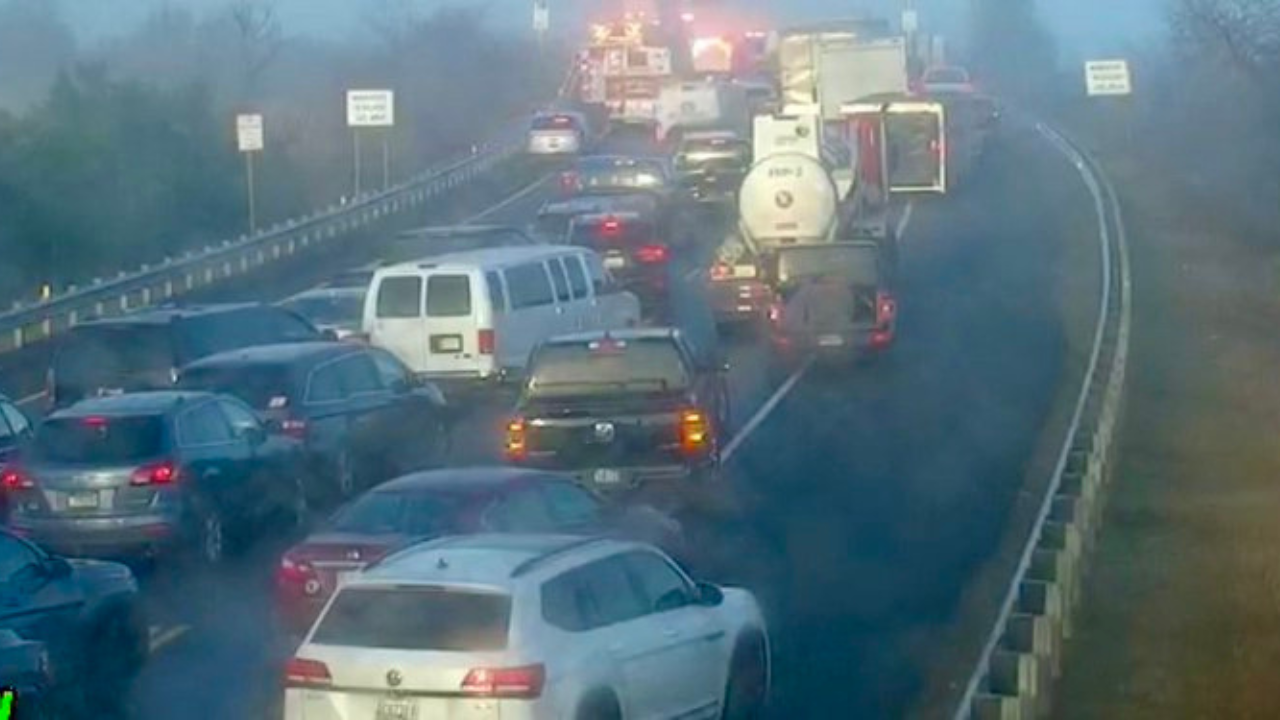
xmin=61 ymin=0 xmax=1169 ymax=56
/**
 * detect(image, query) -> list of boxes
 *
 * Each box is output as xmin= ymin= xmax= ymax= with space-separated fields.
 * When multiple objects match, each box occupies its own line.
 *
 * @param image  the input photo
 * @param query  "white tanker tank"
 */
xmin=737 ymin=150 xmax=841 ymax=255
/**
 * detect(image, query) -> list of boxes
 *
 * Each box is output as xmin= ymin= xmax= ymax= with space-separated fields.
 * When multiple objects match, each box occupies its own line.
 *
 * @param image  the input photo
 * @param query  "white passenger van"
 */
xmin=363 ymin=246 xmax=641 ymax=381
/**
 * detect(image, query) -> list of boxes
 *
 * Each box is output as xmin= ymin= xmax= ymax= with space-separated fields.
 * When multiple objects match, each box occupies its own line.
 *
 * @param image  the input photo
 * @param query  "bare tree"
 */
xmin=1173 ymin=0 xmax=1280 ymax=83
xmin=229 ymin=0 xmax=282 ymax=102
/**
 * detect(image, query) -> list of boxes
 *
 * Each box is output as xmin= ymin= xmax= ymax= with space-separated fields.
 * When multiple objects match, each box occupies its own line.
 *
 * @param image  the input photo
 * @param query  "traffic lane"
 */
xmin=702 ymin=127 xmax=1079 ymax=718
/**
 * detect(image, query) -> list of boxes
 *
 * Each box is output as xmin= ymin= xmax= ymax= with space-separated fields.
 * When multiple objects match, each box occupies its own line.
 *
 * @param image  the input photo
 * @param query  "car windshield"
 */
xmin=33 ymin=416 xmax=166 ymax=464
xmin=310 ymin=586 xmax=511 ymax=651
xmin=568 ymin=218 xmax=657 ymax=248
xmin=528 ymin=338 xmax=690 ymax=398
xmin=328 ymin=490 xmax=467 ymax=536
xmin=677 ymin=139 xmax=750 ymax=168
xmin=179 ymin=364 xmax=294 ymax=410
xmin=531 ymin=115 xmax=579 ymax=131
xmin=577 ymin=160 xmax=666 ymax=191
xmin=280 ymin=294 xmax=364 ymax=327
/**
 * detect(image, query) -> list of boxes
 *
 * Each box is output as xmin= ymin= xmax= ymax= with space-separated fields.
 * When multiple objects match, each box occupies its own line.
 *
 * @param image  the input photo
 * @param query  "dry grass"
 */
xmin=1054 ymin=137 xmax=1280 ymax=719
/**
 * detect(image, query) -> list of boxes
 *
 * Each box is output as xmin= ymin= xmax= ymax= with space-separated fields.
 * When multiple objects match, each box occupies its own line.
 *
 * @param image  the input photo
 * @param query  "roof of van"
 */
xmin=374 ymin=245 xmax=585 ymax=274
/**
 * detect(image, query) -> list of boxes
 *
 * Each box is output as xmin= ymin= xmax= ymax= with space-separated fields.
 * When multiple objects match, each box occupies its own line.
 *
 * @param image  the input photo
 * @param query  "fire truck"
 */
xmin=575 ymin=19 xmax=676 ymax=133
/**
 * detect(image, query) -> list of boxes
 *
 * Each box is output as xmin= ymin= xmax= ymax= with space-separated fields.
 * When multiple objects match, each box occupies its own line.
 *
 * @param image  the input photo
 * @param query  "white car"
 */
xmin=283 ymin=534 xmax=770 ymax=720
xmin=528 ymin=112 xmax=588 ymax=156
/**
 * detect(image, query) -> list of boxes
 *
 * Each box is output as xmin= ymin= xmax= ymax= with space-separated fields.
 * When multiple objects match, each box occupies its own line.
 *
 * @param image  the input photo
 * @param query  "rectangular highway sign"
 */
xmin=347 ymin=89 xmax=395 ymax=127
xmin=1085 ymin=59 xmax=1132 ymax=96
xmin=236 ymin=113 xmax=264 ymax=152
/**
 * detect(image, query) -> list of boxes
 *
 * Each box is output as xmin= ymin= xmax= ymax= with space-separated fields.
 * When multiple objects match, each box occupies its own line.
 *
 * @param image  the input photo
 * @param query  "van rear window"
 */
xmin=376 ymin=277 xmax=423 ymax=319
xmin=311 ymin=586 xmax=511 ymax=651
xmin=426 ymin=275 xmax=472 ymax=318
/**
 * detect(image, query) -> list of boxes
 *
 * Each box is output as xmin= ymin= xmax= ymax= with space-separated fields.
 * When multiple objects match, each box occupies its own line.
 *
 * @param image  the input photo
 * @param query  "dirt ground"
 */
xmin=1053 ymin=143 xmax=1280 ymax=718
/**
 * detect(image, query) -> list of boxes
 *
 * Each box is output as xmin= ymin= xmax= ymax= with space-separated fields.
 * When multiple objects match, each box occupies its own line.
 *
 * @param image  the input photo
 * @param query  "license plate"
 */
xmin=375 ymin=699 xmax=418 ymax=720
xmin=819 ymin=335 xmax=845 ymax=347
xmin=604 ymin=256 xmax=627 ymax=269
xmin=593 ymin=468 xmax=623 ymax=485
xmin=431 ymin=335 xmax=463 ymax=352
xmin=66 ymin=492 xmax=99 ymax=509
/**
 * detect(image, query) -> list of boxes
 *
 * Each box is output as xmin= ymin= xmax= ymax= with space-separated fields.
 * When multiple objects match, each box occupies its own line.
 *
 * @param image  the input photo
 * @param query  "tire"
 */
xmin=191 ymin=501 xmax=227 ymax=566
xmin=576 ymin=690 xmax=622 ymax=720
xmin=722 ymin=634 xmax=768 ymax=720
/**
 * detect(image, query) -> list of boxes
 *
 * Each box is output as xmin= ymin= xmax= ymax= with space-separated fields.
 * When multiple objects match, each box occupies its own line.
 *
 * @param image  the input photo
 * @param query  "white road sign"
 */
xmin=1085 ymin=60 xmax=1132 ymax=96
xmin=236 ymin=114 xmax=264 ymax=152
xmin=346 ymin=90 xmax=395 ymax=127
xmin=533 ymin=0 xmax=549 ymax=32
xmin=901 ymin=9 xmax=918 ymax=34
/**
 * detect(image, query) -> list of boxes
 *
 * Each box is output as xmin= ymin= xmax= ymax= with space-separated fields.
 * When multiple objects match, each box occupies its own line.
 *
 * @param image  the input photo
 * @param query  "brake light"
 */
xmin=710 ymin=263 xmax=731 ymax=280
xmin=277 ymin=553 xmax=321 ymax=595
xmin=559 ymin=172 xmax=579 ymax=193
xmin=1 ymin=466 xmax=33 ymax=490
xmin=130 ymin=460 xmax=179 ymax=487
xmin=597 ymin=218 xmax=622 ymax=238
xmin=634 ymin=244 xmax=668 ymax=264
xmin=478 ymin=329 xmax=495 ymax=355
xmin=284 ymin=657 xmax=332 ymax=688
xmin=280 ymin=418 xmax=308 ymax=440
xmin=678 ymin=408 xmax=711 ymax=455
xmin=83 ymin=416 xmax=108 ymax=428
xmin=876 ymin=292 xmax=897 ymax=327
xmin=504 ymin=418 xmax=528 ymax=461
xmin=461 ymin=664 xmax=545 ymax=698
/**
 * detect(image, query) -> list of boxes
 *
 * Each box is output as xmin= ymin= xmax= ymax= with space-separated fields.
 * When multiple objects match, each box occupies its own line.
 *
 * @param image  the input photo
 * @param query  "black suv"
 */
xmin=178 ymin=343 xmax=451 ymax=504
xmin=504 ymin=328 xmax=729 ymax=499
xmin=0 ymin=527 xmax=148 ymax=715
xmin=47 ymin=303 xmax=325 ymax=410
xmin=6 ymin=391 xmax=308 ymax=564
xmin=0 ymin=394 xmax=35 ymax=521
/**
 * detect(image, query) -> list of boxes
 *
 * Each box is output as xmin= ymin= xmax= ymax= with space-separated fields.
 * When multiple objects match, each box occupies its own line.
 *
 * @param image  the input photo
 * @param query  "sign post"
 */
xmin=236 ymin=113 xmax=265 ymax=233
xmin=533 ymin=0 xmax=549 ymax=57
xmin=346 ymin=89 xmax=396 ymax=195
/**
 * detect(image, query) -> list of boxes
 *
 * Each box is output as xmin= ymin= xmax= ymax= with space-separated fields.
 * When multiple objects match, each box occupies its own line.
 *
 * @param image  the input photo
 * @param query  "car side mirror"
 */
xmin=694 ymin=581 xmax=723 ymax=607
xmin=42 ymin=556 xmax=72 ymax=579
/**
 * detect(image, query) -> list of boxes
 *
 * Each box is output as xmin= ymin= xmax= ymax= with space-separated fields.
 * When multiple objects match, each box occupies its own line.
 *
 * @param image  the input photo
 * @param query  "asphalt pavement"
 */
xmin=37 ymin=122 xmax=1083 ymax=719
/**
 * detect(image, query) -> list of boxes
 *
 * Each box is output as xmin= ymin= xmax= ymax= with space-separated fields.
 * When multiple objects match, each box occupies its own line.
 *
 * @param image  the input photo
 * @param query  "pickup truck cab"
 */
xmin=504 ymin=329 xmax=729 ymax=500
xmin=766 ymin=241 xmax=897 ymax=367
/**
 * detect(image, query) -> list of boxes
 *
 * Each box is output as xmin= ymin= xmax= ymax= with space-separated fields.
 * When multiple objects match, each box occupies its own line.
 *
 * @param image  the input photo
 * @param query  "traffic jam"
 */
xmin=0 ymin=13 xmax=1000 ymax=720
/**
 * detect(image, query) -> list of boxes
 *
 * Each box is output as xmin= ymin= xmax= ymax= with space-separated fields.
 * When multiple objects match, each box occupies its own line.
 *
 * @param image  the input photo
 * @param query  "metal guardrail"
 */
xmin=0 ymin=125 xmax=526 ymax=356
xmin=951 ymin=121 xmax=1132 ymax=719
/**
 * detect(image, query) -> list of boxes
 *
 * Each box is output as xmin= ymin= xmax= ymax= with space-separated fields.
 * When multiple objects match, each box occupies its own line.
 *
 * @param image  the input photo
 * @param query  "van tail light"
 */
xmin=504 ymin=418 xmax=528 ymax=461
xmin=461 ymin=664 xmax=546 ymax=699
xmin=634 ymin=244 xmax=669 ymax=264
xmin=284 ymin=657 xmax=332 ymax=688
xmin=1 ymin=466 xmax=34 ymax=491
xmin=280 ymin=418 xmax=309 ymax=440
xmin=478 ymin=329 xmax=496 ymax=355
xmin=876 ymin=291 xmax=897 ymax=327
xmin=678 ymin=408 xmax=711 ymax=456
xmin=130 ymin=459 xmax=179 ymax=487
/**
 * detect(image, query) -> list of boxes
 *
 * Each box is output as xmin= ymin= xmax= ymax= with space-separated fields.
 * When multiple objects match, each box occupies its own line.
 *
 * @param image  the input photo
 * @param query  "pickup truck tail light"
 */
xmin=284 ymin=657 xmax=332 ymax=688
xmin=678 ymin=408 xmax=711 ymax=455
xmin=504 ymin=418 xmax=528 ymax=461
xmin=875 ymin=291 xmax=897 ymax=327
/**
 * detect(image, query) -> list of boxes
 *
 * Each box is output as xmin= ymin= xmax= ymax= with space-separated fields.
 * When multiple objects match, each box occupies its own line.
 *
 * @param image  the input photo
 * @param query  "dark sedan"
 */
xmin=274 ymin=466 xmax=684 ymax=633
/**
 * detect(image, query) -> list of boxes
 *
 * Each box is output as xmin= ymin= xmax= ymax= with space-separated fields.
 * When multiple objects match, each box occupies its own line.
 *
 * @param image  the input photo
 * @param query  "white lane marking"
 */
xmin=17 ymin=391 xmax=44 ymax=409
xmin=895 ymin=201 xmax=916 ymax=241
xmin=464 ymin=174 xmax=555 ymax=224
xmin=149 ymin=624 xmax=190 ymax=653
xmin=722 ymin=357 xmax=813 ymax=461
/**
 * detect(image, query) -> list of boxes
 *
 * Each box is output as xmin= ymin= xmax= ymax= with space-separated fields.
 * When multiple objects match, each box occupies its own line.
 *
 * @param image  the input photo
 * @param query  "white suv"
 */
xmin=282 ymin=534 xmax=770 ymax=720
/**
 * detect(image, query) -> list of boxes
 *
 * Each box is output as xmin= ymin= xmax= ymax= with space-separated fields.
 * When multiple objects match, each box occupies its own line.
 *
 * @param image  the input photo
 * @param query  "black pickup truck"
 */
xmin=504 ymin=329 xmax=729 ymax=500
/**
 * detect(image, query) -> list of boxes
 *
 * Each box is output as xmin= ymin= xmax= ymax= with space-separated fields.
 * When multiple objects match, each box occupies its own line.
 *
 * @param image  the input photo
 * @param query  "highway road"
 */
xmin=1 ymin=120 xmax=1087 ymax=718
